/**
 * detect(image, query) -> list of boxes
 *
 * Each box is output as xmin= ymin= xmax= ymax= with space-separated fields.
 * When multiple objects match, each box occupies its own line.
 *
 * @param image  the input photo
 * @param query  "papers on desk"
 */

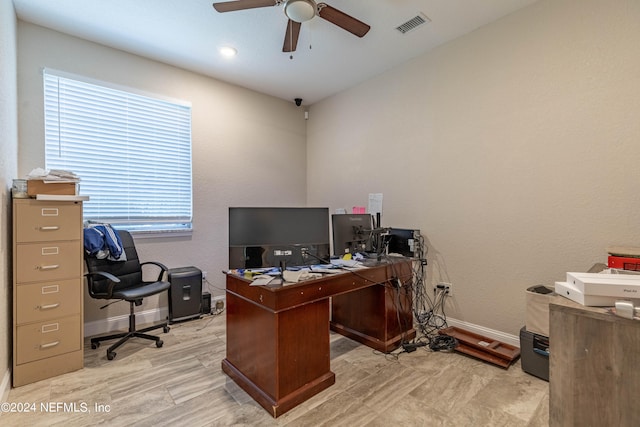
xmin=241 ymin=263 xmax=356 ymax=286
xmin=250 ymin=275 xmax=276 ymax=286
xmin=282 ymin=269 xmax=323 ymax=283
xmin=330 ymin=259 xmax=369 ymax=269
xmin=250 ymin=269 xmax=329 ymax=286
xmin=330 ymin=259 xmax=360 ymax=268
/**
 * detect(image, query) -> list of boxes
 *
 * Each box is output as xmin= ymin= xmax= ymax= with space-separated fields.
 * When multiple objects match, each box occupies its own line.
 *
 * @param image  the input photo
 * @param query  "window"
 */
xmin=43 ymin=69 xmax=193 ymax=235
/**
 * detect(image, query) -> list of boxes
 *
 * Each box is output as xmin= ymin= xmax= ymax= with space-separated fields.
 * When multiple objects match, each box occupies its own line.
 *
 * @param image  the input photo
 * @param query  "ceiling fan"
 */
xmin=212 ymin=0 xmax=371 ymax=53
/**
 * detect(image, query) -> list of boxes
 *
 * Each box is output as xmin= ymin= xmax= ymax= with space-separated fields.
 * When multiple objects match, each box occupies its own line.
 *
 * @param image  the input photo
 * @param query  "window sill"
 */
xmin=129 ymin=229 xmax=193 ymax=239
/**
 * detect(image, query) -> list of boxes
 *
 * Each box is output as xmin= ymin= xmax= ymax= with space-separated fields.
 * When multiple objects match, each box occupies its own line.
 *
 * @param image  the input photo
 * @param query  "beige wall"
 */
xmin=307 ymin=0 xmax=640 ymax=336
xmin=0 ymin=0 xmax=18 ymax=397
xmin=10 ymin=0 xmax=640 ymax=344
xmin=17 ymin=22 xmax=308 ymax=324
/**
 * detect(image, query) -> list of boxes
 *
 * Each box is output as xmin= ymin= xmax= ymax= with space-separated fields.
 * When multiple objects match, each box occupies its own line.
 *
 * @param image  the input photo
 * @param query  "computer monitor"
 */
xmin=228 ymin=207 xmax=330 ymax=269
xmin=331 ymin=214 xmax=374 ymax=256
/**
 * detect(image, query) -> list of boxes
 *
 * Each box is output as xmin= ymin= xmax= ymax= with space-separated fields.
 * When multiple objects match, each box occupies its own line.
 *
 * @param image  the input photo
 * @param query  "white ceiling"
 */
xmin=13 ymin=0 xmax=538 ymax=105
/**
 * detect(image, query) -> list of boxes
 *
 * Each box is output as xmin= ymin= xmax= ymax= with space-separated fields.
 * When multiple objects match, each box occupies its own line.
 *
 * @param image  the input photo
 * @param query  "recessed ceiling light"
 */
xmin=219 ymin=46 xmax=237 ymax=58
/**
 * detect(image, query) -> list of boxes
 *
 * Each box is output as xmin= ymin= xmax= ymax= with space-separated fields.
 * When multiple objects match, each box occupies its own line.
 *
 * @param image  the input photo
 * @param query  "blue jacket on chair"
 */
xmin=84 ymin=224 xmax=126 ymax=261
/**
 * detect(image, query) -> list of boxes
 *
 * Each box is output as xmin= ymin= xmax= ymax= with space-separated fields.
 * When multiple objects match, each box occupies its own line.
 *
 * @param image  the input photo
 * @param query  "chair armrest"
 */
xmin=141 ymin=261 xmax=169 ymax=282
xmin=85 ymin=271 xmax=120 ymax=282
xmin=85 ymin=271 xmax=120 ymax=299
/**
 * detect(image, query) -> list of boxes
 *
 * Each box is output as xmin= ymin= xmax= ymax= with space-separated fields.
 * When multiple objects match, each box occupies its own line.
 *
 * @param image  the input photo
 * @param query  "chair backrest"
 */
xmin=85 ymin=230 xmax=143 ymax=298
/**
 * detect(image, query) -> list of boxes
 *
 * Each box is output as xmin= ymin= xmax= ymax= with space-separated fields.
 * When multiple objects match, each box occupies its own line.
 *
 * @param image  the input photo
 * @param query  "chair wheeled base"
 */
xmin=85 ymin=229 xmax=172 ymax=361
xmin=90 ymin=299 xmax=170 ymax=360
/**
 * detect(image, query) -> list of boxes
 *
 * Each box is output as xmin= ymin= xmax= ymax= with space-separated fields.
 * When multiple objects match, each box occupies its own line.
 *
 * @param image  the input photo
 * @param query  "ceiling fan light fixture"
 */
xmin=284 ymin=0 xmax=316 ymax=23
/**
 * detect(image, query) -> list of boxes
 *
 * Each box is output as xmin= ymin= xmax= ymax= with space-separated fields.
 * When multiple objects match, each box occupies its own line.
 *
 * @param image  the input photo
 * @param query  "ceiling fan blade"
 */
xmin=282 ymin=19 xmax=301 ymax=53
xmin=212 ymin=0 xmax=277 ymax=13
xmin=317 ymin=3 xmax=370 ymax=37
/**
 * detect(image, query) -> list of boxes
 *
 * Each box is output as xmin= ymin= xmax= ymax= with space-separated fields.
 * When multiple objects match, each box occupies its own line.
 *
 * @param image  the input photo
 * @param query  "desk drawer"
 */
xmin=16 ymin=315 xmax=81 ymax=364
xmin=14 ymin=200 xmax=82 ymax=243
xmin=16 ymin=241 xmax=81 ymax=283
xmin=16 ymin=279 xmax=81 ymax=324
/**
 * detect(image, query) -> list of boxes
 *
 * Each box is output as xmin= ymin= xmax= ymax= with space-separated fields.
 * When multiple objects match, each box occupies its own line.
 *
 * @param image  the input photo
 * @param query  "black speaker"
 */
xmin=168 ymin=266 xmax=202 ymax=323
xmin=202 ymin=292 xmax=211 ymax=315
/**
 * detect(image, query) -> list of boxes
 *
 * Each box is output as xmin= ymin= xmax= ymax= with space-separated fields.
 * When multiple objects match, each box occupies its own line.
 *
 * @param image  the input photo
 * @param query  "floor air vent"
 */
xmin=396 ymin=13 xmax=430 ymax=34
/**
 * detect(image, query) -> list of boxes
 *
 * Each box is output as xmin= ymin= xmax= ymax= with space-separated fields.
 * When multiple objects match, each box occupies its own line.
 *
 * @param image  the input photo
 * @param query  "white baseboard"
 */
xmin=84 ymin=307 xmax=169 ymax=337
xmin=82 ymin=298 xmax=516 ymax=350
xmin=84 ymin=295 xmax=226 ymax=337
xmin=446 ymin=317 xmax=520 ymax=348
xmin=0 ymin=367 xmax=10 ymax=403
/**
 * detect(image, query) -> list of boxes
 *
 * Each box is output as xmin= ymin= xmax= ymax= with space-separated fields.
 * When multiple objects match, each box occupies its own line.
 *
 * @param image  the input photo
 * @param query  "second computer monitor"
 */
xmin=229 ymin=207 xmax=331 ymax=269
xmin=331 ymin=213 xmax=374 ymax=256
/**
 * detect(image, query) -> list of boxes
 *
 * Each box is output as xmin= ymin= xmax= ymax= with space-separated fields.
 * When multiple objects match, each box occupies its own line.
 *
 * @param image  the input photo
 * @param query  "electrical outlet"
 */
xmin=435 ymin=282 xmax=452 ymax=296
xmin=202 ymin=271 xmax=207 ymax=280
xmin=444 ymin=282 xmax=452 ymax=296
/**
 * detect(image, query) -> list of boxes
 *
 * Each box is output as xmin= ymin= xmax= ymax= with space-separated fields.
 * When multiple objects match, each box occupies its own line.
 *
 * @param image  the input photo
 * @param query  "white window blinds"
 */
xmin=43 ymin=70 xmax=193 ymax=234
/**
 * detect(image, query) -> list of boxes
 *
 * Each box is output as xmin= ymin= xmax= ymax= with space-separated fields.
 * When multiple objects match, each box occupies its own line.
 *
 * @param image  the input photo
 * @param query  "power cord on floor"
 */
xmin=428 ymin=335 xmax=458 ymax=352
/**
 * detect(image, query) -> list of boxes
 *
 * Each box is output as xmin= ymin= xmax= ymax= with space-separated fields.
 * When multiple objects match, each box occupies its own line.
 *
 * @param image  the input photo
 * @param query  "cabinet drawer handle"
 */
xmin=38 ymin=264 xmax=60 ymax=271
xmin=39 ymin=303 xmax=60 ymax=310
xmin=40 ymin=341 xmax=60 ymax=349
xmin=39 ymin=226 xmax=60 ymax=231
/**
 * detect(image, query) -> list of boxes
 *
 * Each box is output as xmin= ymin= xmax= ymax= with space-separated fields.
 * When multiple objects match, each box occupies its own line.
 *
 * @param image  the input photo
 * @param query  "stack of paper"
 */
xmin=27 ymin=167 xmax=80 ymax=183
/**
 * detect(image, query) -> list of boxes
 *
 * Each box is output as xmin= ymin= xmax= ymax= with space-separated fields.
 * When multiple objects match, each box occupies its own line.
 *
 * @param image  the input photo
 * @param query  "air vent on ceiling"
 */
xmin=396 ymin=13 xmax=430 ymax=34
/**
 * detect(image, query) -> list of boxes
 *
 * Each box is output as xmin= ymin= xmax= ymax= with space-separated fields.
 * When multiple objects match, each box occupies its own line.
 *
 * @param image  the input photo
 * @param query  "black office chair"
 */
xmin=85 ymin=230 xmax=171 ymax=360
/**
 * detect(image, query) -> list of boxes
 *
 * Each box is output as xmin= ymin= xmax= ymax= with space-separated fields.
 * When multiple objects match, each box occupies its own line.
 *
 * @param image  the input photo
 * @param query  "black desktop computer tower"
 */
xmin=387 ymin=228 xmax=421 ymax=257
xmin=202 ymin=292 xmax=211 ymax=315
xmin=168 ymin=266 xmax=202 ymax=323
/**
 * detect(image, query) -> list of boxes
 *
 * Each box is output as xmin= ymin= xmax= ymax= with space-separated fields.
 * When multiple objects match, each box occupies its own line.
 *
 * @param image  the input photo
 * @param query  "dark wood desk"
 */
xmin=221 ymin=260 xmax=415 ymax=417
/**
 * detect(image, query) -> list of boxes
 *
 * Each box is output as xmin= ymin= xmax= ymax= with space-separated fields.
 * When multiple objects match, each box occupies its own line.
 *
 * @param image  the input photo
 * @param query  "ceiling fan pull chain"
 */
xmin=289 ymin=20 xmax=294 ymax=59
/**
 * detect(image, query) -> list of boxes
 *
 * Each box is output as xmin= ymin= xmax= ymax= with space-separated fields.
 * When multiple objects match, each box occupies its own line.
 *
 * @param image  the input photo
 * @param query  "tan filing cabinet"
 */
xmin=12 ymin=199 xmax=84 ymax=387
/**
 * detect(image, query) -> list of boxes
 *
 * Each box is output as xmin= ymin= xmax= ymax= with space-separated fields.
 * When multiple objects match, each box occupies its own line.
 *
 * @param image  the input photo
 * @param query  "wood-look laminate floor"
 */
xmin=3 ymin=312 xmax=549 ymax=426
